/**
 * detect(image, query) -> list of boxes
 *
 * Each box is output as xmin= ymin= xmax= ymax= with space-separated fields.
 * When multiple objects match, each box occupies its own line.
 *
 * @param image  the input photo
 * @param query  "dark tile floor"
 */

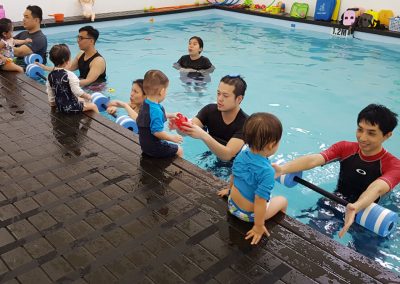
xmin=0 ymin=69 xmax=399 ymax=283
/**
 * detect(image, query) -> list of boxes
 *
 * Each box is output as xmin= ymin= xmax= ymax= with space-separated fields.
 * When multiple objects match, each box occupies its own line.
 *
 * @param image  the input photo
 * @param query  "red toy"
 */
xmin=173 ymin=113 xmax=189 ymax=131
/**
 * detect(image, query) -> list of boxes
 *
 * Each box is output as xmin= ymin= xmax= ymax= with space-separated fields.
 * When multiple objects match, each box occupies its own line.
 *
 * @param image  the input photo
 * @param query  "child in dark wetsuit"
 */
xmin=46 ymin=44 xmax=98 ymax=114
xmin=136 ymin=70 xmax=183 ymax=158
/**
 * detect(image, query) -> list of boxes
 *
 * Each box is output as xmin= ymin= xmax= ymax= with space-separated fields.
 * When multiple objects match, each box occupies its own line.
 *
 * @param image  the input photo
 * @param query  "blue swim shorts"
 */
xmin=228 ymin=196 xmax=255 ymax=222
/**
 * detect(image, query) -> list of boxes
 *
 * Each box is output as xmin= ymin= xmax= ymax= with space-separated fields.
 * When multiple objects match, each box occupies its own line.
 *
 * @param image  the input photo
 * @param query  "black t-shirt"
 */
xmin=177 ymin=55 xmax=213 ymax=70
xmin=196 ymin=104 xmax=248 ymax=145
xmin=14 ymin=30 xmax=47 ymax=64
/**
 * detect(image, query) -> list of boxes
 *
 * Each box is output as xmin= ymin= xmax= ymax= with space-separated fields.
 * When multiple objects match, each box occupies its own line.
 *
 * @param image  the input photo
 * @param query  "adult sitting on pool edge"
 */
xmin=178 ymin=75 xmax=248 ymax=161
xmin=37 ymin=26 xmax=106 ymax=88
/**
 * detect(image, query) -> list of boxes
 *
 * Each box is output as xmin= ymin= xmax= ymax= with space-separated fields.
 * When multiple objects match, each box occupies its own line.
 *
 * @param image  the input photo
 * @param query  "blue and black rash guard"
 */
xmin=136 ymin=99 xmax=178 ymax=158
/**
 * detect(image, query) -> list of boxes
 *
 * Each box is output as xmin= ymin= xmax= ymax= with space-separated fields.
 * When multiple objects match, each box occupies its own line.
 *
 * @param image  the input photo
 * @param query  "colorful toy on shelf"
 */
xmin=264 ymin=1 xmax=285 ymax=14
xmin=0 ymin=4 xmax=6 ymax=20
xmin=254 ymin=4 xmax=266 ymax=10
xmin=48 ymin=13 xmax=64 ymax=22
xmin=389 ymin=16 xmax=400 ymax=32
xmin=290 ymin=2 xmax=309 ymax=19
xmin=266 ymin=6 xmax=281 ymax=14
xmin=342 ymin=9 xmax=357 ymax=26
xmin=341 ymin=7 xmax=364 ymax=26
xmin=242 ymin=0 xmax=253 ymax=8
xmin=314 ymin=0 xmax=336 ymax=21
xmin=331 ymin=0 xmax=340 ymax=21
xmin=358 ymin=10 xmax=380 ymax=28
xmin=379 ymin=10 xmax=394 ymax=28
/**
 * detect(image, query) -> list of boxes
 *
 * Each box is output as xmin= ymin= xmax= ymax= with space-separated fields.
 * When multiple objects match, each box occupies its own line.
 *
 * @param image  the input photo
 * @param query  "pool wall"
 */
xmin=5 ymin=0 xmax=400 ymax=23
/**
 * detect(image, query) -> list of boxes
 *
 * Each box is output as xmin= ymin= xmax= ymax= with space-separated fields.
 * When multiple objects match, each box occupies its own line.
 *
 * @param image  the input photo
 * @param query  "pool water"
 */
xmin=44 ymin=10 xmax=400 ymax=273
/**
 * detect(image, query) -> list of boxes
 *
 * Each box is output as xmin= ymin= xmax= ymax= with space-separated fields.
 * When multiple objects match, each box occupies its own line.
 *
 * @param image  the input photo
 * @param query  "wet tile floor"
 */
xmin=0 ymin=71 xmax=399 ymax=283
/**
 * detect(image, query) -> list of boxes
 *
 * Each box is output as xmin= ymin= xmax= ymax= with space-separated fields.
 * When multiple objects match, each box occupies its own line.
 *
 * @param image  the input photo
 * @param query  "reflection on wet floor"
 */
xmin=50 ymin=110 xmax=91 ymax=157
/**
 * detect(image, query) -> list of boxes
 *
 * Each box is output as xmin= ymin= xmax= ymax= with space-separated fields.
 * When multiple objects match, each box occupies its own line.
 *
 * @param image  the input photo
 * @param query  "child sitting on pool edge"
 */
xmin=136 ymin=70 xmax=183 ymax=158
xmin=0 ymin=18 xmax=30 ymax=73
xmin=46 ymin=44 xmax=99 ymax=114
xmin=218 ymin=112 xmax=288 ymax=245
xmin=173 ymin=36 xmax=215 ymax=76
xmin=106 ymin=79 xmax=145 ymax=120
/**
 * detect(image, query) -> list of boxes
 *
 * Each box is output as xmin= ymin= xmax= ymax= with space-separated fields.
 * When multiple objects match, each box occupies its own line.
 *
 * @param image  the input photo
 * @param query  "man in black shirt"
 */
xmin=180 ymin=75 xmax=248 ymax=161
xmin=14 ymin=5 xmax=47 ymax=64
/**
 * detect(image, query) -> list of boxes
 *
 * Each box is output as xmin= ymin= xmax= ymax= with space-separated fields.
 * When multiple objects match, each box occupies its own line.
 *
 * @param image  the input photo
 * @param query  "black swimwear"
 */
xmin=196 ymin=104 xmax=248 ymax=145
xmin=176 ymin=55 xmax=213 ymax=70
xmin=78 ymin=51 xmax=106 ymax=83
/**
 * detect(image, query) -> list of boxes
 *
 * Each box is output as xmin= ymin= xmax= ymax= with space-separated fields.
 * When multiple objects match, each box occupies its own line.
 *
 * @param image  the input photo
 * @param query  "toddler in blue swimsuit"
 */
xmin=136 ymin=70 xmax=183 ymax=158
xmin=218 ymin=112 xmax=288 ymax=245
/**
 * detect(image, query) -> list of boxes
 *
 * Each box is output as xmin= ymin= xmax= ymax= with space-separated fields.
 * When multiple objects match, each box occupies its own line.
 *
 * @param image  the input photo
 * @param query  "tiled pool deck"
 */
xmin=1 ymin=6 xmax=400 ymax=284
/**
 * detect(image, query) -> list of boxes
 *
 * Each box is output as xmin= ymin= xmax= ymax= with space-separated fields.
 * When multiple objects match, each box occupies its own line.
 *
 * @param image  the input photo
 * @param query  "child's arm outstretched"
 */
xmin=107 ymin=100 xmax=139 ymax=120
xmin=153 ymin=131 xmax=183 ymax=144
xmin=245 ymin=196 xmax=270 ymax=245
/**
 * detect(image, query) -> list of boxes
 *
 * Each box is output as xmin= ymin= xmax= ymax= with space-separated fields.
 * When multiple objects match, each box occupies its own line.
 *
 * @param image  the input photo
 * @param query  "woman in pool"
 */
xmin=173 ymin=36 xmax=215 ymax=75
xmin=106 ymin=79 xmax=145 ymax=120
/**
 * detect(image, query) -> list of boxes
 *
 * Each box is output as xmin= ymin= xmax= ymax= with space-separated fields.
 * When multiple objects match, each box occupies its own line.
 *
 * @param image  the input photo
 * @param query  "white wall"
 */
xmin=4 ymin=0 xmax=198 ymax=22
xmin=4 ymin=0 xmax=400 ymax=23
